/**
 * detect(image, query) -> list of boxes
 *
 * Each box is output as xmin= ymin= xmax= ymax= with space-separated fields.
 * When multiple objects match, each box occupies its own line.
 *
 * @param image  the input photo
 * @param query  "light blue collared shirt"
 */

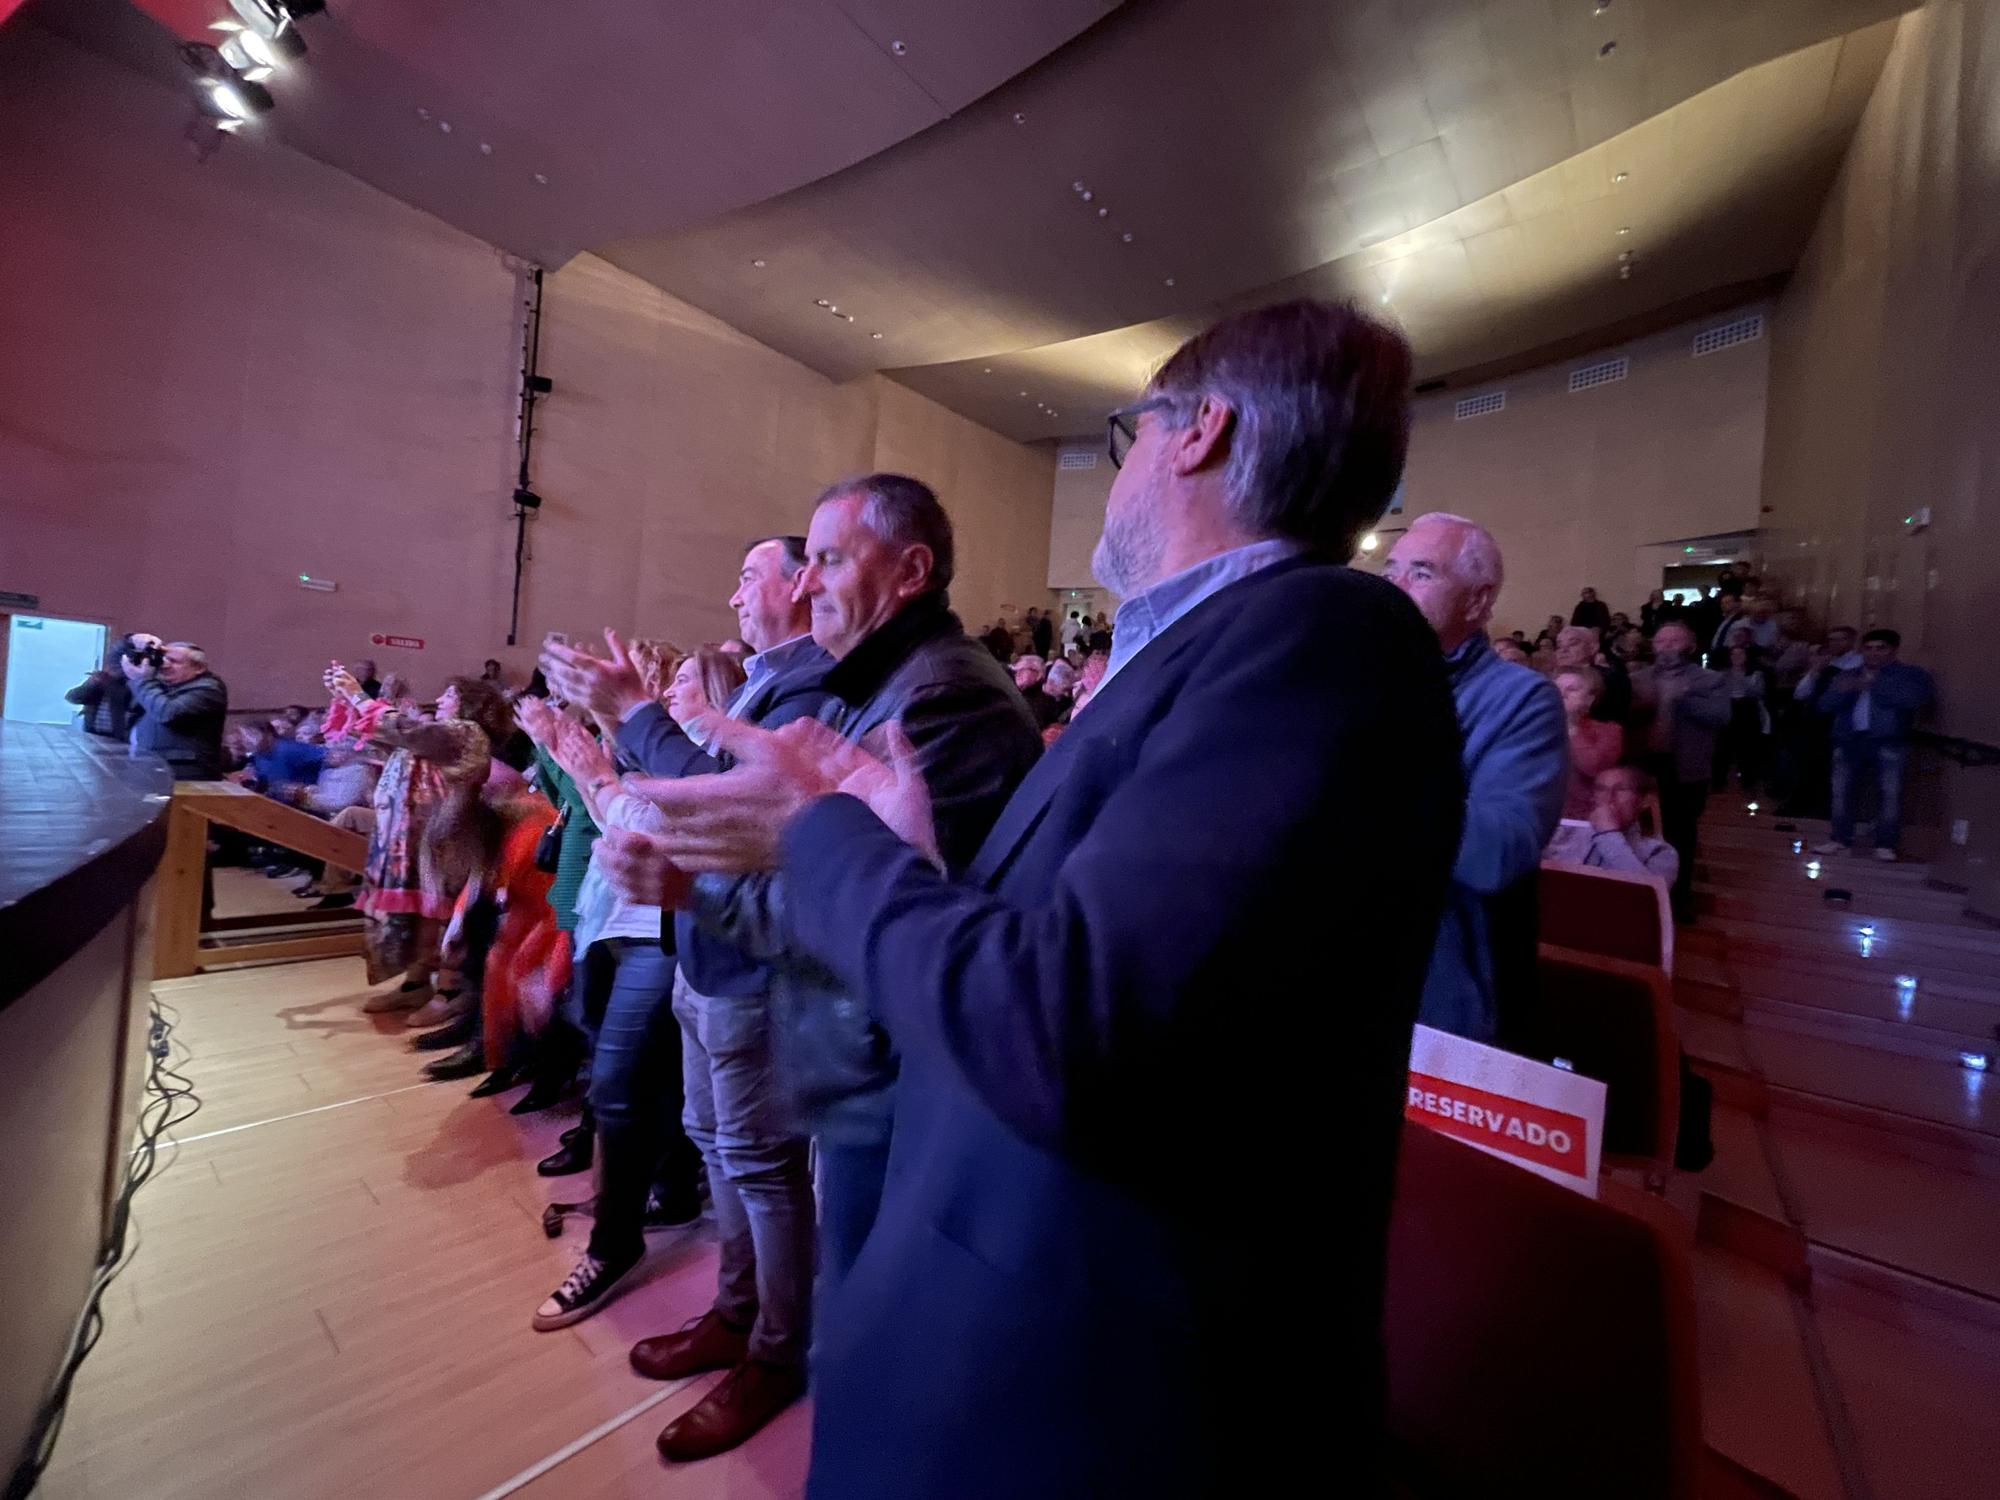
xmin=1100 ymin=538 xmax=1307 ymax=691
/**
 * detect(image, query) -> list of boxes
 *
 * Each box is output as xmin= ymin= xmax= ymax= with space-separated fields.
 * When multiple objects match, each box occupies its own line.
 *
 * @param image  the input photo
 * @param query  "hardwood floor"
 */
xmin=36 ymin=955 xmax=809 ymax=1500
xmin=37 ymin=817 xmax=2000 ymax=1499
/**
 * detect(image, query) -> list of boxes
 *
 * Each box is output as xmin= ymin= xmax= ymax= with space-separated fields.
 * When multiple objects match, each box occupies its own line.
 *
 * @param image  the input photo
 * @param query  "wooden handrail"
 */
xmin=154 ymin=782 xmax=368 ymax=979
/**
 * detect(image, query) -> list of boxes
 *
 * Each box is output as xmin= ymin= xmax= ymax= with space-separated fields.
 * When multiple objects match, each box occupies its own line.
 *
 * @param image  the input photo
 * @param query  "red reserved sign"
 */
xmin=369 ymin=633 xmax=425 ymax=650
xmin=1406 ymin=1071 xmax=1589 ymax=1178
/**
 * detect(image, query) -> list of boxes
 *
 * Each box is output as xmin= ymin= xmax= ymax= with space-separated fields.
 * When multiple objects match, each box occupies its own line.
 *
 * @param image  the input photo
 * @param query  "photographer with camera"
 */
xmin=123 ymin=639 xmax=229 ymax=780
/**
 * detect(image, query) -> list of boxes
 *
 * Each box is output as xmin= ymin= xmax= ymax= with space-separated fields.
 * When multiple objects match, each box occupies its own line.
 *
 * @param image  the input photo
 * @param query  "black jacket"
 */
xmin=128 ymin=671 xmax=228 ymax=779
xmin=66 ymin=671 xmax=133 ymax=739
xmin=777 ymin=557 xmax=1462 ymax=1498
xmin=690 ymin=592 xmax=1042 ymax=1142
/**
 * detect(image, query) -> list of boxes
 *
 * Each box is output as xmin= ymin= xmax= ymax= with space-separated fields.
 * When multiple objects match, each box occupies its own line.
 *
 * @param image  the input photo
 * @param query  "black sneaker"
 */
xmin=643 ymin=1182 xmax=703 ymax=1230
xmin=532 ymin=1249 xmax=642 ymax=1331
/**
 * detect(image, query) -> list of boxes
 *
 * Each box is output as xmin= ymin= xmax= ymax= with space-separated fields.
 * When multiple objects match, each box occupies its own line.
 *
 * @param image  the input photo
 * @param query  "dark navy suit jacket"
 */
xmin=613 ymin=633 xmax=836 ymax=995
xmin=775 ymin=556 xmax=1464 ymax=1499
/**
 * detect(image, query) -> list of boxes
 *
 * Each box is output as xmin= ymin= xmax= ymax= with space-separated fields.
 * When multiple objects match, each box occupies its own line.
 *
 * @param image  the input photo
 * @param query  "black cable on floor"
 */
xmin=5 ymin=997 xmax=202 ymax=1500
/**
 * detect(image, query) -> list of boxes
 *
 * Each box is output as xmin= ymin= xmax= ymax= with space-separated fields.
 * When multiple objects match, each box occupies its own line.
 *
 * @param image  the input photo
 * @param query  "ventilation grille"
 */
xmin=1568 ymin=356 xmax=1629 ymax=392
xmin=1454 ymin=390 xmax=1506 ymax=420
xmin=1693 ymin=314 xmax=1764 ymax=357
xmin=1057 ymin=448 xmax=1099 ymax=471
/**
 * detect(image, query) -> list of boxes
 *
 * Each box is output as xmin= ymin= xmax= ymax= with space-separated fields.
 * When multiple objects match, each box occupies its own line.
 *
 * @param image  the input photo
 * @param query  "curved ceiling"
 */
xmin=29 ymin=0 xmax=1125 ymax=265
xmin=27 ymin=0 xmax=1912 ymax=443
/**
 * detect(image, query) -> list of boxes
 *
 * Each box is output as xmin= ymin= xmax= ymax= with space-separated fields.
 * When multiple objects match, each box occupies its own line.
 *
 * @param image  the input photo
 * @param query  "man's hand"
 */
xmin=1588 ymin=801 xmax=1624 ymax=835
xmin=629 ymin=716 xmax=940 ymax=873
xmin=595 ymin=826 xmax=695 ymax=908
xmin=120 ymin=655 xmax=149 ymax=685
xmin=539 ymin=629 xmax=649 ymax=720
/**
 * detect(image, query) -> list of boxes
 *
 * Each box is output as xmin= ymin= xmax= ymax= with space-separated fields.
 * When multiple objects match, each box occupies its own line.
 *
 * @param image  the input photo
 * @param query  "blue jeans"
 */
xmin=1831 ymin=740 xmax=1907 ymax=851
xmin=583 ymin=940 xmax=694 ymax=1261
xmin=674 ymin=970 xmax=816 ymax=1368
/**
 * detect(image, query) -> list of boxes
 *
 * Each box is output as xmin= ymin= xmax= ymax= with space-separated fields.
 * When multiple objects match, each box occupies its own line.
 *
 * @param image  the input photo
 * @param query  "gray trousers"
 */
xmin=672 ymin=969 xmax=816 ymax=1367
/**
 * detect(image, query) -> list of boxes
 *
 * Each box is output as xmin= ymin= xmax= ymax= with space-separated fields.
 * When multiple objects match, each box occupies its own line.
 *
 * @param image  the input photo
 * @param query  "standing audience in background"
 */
xmin=1713 ymin=642 xmax=1770 ymax=794
xmin=1554 ymin=665 xmax=1622 ymax=820
xmin=67 ymin=635 xmax=148 ymax=740
xmin=1570 ymin=587 xmax=1611 ymax=632
xmin=1813 ymin=628 xmax=1935 ymax=861
xmin=1629 ymin=622 xmax=1729 ymax=923
xmin=1385 ymin=513 xmax=1567 ymax=1047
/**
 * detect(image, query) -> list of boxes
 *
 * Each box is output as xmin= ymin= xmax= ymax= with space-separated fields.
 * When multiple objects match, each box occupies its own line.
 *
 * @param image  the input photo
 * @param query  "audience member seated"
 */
xmin=1546 ymin=766 xmax=1679 ymax=885
xmin=1492 ymin=636 xmax=1531 ymax=666
xmin=1555 ymin=665 xmax=1622 ymax=820
xmin=1812 ymin=627 xmax=1935 ymax=862
xmin=1386 ymin=513 xmax=1567 ymax=1047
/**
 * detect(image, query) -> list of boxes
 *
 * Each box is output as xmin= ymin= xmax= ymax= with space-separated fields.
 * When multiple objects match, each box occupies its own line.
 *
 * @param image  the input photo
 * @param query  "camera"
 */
xmin=121 ymin=636 xmax=164 ymax=670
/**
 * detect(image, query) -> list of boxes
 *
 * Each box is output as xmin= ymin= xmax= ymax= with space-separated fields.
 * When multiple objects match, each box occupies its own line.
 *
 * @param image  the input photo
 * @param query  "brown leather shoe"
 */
xmin=629 ymin=1307 xmax=750 ymax=1381
xmin=656 ymin=1360 xmax=804 ymax=1462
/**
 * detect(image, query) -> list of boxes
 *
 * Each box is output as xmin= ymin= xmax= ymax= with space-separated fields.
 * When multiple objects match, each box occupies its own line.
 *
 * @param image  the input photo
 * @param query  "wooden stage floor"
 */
xmin=36 ymin=810 xmax=2000 ymax=1499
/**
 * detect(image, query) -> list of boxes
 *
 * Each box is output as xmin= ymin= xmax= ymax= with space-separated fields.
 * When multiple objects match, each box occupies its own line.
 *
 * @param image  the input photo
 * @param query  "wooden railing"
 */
xmin=154 ymin=782 xmax=367 ymax=978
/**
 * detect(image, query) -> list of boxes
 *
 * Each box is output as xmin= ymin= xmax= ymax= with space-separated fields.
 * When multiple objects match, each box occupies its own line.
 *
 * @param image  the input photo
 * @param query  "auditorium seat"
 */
xmin=1539 ymin=857 xmax=1676 ymax=975
xmin=1385 ymin=1127 xmax=1701 ymax=1499
xmin=1535 ymin=943 xmax=1681 ymax=1171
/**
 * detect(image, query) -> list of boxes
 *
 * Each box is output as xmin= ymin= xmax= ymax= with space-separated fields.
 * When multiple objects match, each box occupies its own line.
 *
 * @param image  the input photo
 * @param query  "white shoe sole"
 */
xmin=531 ymin=1257 xmax=644 ymax=1332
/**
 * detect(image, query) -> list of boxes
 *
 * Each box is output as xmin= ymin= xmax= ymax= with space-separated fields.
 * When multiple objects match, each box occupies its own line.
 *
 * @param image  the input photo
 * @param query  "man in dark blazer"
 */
xmin=604 ymin=301 xmax=1465 ymax=1498
xmin=538 ymin=537 xmax=836 ymax=1457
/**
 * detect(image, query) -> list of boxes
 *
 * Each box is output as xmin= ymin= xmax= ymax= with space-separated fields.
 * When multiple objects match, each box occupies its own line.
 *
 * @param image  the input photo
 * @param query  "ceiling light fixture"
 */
xmin=1072 ymin=180 xmax=1086 ymax=194
xmin=1097 ymin=207 xmax=1109 ymax=218
xmin=439 ymin=120 xmax=452 ymax=133
xmin=870 ymin=331 xmax=883 ymax=340
xmin=1164 ymin=277 xmax=1175 ymax=287
xmin=814 ymin=298 xmax=831 ymax=308
xmin=533 ymin=172 xmax=548 ymax=185
xmin=983 ymin=367 xmax=993 ymax=374
xmin=1359 ymin=532 xmax=1380 ymax=553
xmin=207 ymin=77 xmax=272 ymax=119
xmin=480 ymin=142 xmax=492 ymax=155
xmin=1599 ymin=40 xmax=1618 ymax=58
xmin=890 ymin=40 xmax=908 ymax=56
xmin=417 ymin=107 xmax=430 ymax=120
xmin=1012 ymin=112 xmax=1026 ymax=125
xmin=1121 ymin=232 xmax=1134 ymax=243
xmin=751 ymin=258 xmax=766 ymax=268
xmin=1614 ymin=170 xmax=1629 ymax=182
xmin=1617 ymin=225 xmax=1631 ymax=236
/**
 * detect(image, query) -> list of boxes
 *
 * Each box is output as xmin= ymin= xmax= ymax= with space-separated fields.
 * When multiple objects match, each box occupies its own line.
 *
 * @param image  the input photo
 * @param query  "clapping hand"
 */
xmin=549 ymin=713 xmax=616 ymax=791
xmin=627 ymin=716 xmax=939 ymax=873
xmin=515 ymin=693 xmax=559 ymax=747
xmin=540 ymin=629 xmax=649 ymax=720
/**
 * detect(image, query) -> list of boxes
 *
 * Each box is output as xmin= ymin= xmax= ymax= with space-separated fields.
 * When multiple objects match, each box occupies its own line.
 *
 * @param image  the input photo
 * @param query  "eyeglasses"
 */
xmin=1105 ymin=397 xmax=1175 ymax=469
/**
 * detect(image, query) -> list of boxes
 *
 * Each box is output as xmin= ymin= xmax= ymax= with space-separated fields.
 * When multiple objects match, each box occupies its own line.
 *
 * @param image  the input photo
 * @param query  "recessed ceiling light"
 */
xmin=815 ymin=298 xmax=831 ymax=307
xmin=416 ymin=107 xmax=430 ymax=120
xmin=1614 ymin=170 xmax=1628 ymax=182
xmin=1097 ymin=207 xmax=1109 ymax=218
xmin=1618 ymin=250 xmax=1632 ymax=262
xmin=1019 ymin=390 xmax=1029 ymax=398
xmin=1619 ymin=266 xmax=1632 ymax=280
xmin=1012 ymin=112 xmax=1026 ymax=125
xmin=1072 ymin=180 xmax=1086 ymax=194
xmin=439 ymin=121 xmax=452 ymax=133
xmin=890 ymin=40 xmax=908 ymax=56
xmin=1617 ymin=225 xmax=1631 ymax=236
xmin=828 ymin=304 xmax=840 ymax=313
xmin=1121 ymin=232 xmax=1134 ymax=243
xmin=480 ymin=142 xmax=492 ymax=155
xmin=1598 ymin=40 xmax=1617 ymax=58
xmin=752 ymin=258 xmax=766 ymax=268
xmin=983 ymin=367 xmax=993 ymax=374
xmin=839 ymin=313 xmax=853 ymax=321
xmin=1163 ymin=277 xmax=1175 ymax=287
xmin=870 ymin=331 xmax=883 ymax=339
xmin=1081 ymin=190 xmax=1094 ymax=203
xmin=533 ymin=172 xmax=548 ymax=185
xmin=1594 ymin=1 xmax=1611 ymax=13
